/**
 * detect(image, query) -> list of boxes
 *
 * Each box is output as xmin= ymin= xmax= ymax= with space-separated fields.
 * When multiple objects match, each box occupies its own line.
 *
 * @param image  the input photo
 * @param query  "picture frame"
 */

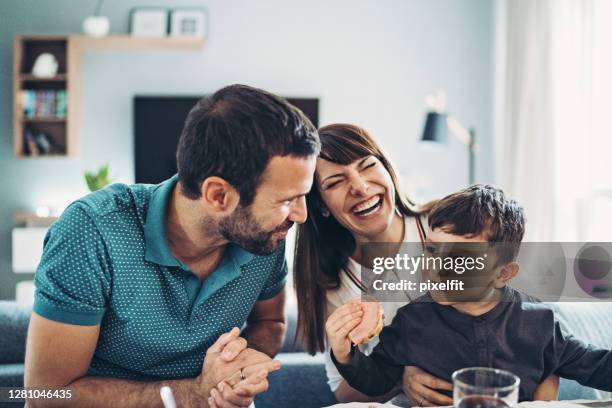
xmin=130 ymin=7 xmax=168 ymax=37
xmin=170 ymin=8 xmax=207 ymax=38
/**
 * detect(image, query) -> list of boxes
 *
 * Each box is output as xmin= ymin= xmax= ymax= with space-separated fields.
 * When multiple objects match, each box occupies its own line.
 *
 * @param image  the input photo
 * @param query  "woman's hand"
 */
xmin=325 ymin=303 xmax=363 ymax=364
xmin=401 ymin=366 xmax=453 ymax=406
xmin=533 ymin=374 xmax=559 ymax=401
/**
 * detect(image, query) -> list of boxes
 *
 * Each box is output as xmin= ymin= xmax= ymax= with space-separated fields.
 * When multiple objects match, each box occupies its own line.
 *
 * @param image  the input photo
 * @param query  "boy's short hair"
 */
xmin=428 ymin=184 xmax=525 ymax=264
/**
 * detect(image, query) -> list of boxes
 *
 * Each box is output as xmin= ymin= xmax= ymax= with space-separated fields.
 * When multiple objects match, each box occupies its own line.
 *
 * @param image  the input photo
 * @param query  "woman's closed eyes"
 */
xmin=322 ymin=159 xmax=378 ymax=190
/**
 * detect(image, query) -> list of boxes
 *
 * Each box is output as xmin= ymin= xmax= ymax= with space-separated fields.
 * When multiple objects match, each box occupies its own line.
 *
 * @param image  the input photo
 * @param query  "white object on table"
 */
xmin=160 ymin=386 xmax=177 ymax=408
xmin=159 ymin=385 xmax=256 ymax=408
xmin=325 ymin=400 xmax=612 ymax=408
xmin=325 ymin=403 xmax=401 ymax=407
xmin=518 ymin=400 xmax=612 ymax=407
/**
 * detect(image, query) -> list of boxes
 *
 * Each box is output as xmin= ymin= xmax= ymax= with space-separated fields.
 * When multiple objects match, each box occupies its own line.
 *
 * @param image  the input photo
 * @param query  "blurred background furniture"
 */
xmin=421 ymin=91 xmax=477 ymax=185
xmin=577 ymin=190 xmax=612 ymax=242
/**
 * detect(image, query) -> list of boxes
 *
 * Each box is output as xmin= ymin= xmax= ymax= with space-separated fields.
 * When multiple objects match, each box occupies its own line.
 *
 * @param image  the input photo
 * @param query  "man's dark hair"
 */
xmin=176 ymin=84 xmax=320 ymax=205
xmin=428 ymin=184 xmax=525 ymax=264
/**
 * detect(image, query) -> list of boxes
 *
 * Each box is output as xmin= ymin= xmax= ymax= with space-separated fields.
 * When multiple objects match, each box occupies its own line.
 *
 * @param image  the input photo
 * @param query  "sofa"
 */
xmin=1 ymin=301 xmax=611 ymax=407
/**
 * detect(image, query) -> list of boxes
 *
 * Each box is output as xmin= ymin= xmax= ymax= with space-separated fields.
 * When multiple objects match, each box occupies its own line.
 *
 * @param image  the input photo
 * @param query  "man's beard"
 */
xmin=219 ymin=204 xmax=293 ymax=255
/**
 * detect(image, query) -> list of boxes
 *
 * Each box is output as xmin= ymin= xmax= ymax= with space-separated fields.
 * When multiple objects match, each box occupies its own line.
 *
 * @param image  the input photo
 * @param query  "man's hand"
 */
xmin=325 ymin=303 xmax=363 ymax=364
xmin=208 ymin=369 xmax=270 ymax=408
xmin=198 ymin=328 xmax=281 ymax=407
xmin=401 ymin=366 xmax=453 ymax=407
xmin=208 ymin=349 xmax=280 ymax=407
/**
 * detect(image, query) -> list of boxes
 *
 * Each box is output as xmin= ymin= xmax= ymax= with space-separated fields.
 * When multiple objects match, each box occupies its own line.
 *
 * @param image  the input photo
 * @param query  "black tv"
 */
xmin=134 ymin=96 xmax=319 ymax=184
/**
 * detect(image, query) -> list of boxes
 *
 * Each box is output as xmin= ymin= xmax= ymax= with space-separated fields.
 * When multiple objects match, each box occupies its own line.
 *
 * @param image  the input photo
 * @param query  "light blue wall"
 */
xmin=0 ymin=0 xmax=495 ymax=299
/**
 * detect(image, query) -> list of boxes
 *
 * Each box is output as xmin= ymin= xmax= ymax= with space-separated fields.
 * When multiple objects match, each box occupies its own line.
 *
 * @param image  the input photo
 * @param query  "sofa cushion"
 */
xmin=0 ymin=364 xmax=24 ymax=388
xmin=547 ymin=302 xmax=612 ymax=400
xmin=280 ymin=302 xmax=306 ymax=353
xmin=255 ymin=353 xmax=337 ymax=408
xmin=0 ymin=302 xmax=31 ymax=365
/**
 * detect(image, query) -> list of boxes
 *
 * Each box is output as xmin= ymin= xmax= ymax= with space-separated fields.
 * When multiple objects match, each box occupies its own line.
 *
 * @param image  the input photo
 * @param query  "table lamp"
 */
xmin=421 ymin=92 xmax=477 ymax=185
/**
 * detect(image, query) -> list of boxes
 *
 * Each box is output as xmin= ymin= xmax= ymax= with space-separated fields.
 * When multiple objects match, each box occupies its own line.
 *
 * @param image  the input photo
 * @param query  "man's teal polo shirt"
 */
xmin=33 ymin=176 xmax=287 ymax=380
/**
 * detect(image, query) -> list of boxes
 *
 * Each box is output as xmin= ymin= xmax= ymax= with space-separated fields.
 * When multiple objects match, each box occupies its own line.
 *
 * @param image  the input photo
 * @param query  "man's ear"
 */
xmin=200 ymin=177 xmax=240 ymax=214
xmin=494 ymin=262 xmax=519 ymax=288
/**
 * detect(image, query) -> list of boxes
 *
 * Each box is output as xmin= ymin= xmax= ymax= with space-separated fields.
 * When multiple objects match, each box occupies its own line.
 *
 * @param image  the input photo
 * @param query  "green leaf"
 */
xmin=85 ymin=173 xmax=97 ymax=191
xmin=99 ymin=164 xmax=109 ymax=180
xmin=84 ymin=164 xmax=112 ymax=192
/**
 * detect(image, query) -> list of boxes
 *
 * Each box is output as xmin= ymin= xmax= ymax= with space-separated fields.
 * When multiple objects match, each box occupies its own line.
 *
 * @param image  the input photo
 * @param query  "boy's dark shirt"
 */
xmin=332 ymin=286 xmax=612 ymax=401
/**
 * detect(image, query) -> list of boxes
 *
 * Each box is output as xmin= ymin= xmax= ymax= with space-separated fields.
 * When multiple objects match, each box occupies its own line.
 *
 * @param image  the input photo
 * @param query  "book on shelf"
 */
xmin=20 ymin=89 xmax=68 ymax=119
xmin=56 ymin=90 xmax=67 ymax=117
xmin=23 ymin=127 xmax=55 ymax=156
xmin=23 ymin=128 xmax=39 ymax=156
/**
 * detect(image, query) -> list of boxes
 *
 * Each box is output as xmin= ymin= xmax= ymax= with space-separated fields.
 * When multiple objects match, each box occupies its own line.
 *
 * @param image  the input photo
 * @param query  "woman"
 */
xmin=293 ymin=123 xmax=560 ymax=406
xmin=293 ymin=123 xmax=447 ymax=406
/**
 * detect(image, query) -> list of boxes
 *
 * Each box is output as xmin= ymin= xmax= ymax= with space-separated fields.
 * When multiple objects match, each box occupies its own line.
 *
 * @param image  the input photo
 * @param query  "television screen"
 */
xmin=134 ymin=96 xmax=319 ymax=184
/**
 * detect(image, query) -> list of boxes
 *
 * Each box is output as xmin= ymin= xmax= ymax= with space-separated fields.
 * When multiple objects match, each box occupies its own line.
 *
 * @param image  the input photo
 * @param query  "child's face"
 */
xmin=425 ymin=227 xmax=518 ymax=306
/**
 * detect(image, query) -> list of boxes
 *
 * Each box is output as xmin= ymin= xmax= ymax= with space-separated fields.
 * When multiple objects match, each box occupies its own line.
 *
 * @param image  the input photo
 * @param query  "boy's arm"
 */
xmin=550 ymin=321 xmax=612 ymax=391
xmin=331 ymin=344 xmax=404 ymax=397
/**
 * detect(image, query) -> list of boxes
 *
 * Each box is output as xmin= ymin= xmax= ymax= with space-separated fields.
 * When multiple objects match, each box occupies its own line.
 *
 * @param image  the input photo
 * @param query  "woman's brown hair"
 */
xmin=293 ymin=123 xmax=432 ymax=354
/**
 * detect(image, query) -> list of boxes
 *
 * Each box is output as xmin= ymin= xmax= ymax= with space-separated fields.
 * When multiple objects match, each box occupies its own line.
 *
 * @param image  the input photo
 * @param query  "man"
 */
xmin=24 ymin=84 xmax=320 ymax=407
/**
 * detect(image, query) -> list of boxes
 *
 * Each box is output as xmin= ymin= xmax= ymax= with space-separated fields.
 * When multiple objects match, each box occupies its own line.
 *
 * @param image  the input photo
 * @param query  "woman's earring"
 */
xmin=321 ymin=209 xmax=330 ymax=217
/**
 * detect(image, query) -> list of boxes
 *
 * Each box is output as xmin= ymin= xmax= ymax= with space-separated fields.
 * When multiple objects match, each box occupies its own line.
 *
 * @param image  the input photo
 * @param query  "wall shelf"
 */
xmin=19 ymin=74 xmax=67 ymax=81
xmin=13 ymin=34 xmax=204 ymax=158
xmin=13 ymin=211 xmax=59 ymax=227
xmin=70 ymin=35 xmax=204 ymax=50
xmin=21 ymin=117 xmax=66 ymax=123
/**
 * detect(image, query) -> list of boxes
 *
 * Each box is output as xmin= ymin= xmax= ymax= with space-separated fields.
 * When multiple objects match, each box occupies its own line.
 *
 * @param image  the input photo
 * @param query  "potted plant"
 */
xmin=84 ymin=163 xmax=112 ymax=192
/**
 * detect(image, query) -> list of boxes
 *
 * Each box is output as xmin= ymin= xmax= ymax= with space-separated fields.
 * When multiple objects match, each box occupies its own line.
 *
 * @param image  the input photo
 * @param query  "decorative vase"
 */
xmin=32 ymin=53 xmax=58 ymax=78
xmin=83 ymin=15 xmax=110 ymax=37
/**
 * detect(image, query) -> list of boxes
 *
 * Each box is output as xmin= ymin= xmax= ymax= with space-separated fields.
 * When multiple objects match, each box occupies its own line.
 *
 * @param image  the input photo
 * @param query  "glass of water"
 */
xmin=452 ymin=367 xmax=520 ymax=408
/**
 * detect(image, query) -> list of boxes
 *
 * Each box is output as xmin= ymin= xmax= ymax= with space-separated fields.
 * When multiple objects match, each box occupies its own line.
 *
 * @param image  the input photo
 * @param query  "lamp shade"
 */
xmin=421 ymin=112 xmax=448 ymax=143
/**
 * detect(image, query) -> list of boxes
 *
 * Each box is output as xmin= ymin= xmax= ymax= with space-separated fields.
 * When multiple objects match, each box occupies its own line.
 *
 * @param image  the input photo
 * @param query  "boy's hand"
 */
xmin=325 ymin=303 xmax=363 ymax=364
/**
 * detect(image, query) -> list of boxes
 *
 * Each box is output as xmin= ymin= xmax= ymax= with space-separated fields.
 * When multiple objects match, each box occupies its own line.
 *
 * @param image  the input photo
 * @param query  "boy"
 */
xmin=327 ymin=185 xmax=612 ymax=402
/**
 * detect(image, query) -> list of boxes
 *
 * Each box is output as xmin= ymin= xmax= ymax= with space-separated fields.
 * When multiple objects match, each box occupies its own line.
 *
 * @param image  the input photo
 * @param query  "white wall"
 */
xmin=0 ymin=0 xmax=495 ymax=299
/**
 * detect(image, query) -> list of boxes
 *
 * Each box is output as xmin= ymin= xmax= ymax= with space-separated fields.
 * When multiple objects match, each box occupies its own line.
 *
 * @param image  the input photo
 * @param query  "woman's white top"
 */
xmin=323 ymin=215 xmax=426 ymax=392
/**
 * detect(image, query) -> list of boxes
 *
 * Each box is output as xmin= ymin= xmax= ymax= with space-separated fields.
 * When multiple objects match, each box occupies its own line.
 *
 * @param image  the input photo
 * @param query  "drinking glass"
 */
xmin=452 ymin=367 xmax=520 ymax=408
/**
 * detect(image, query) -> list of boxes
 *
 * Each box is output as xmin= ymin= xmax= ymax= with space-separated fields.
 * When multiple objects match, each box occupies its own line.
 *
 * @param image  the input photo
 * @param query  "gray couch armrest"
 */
xmin=0 ymin=302 xmax=31 ymax=365
xmin=547 ymin=302 xmax=612 ymax=400
xmin=255 ymin=352 xmax=337 ymax=408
